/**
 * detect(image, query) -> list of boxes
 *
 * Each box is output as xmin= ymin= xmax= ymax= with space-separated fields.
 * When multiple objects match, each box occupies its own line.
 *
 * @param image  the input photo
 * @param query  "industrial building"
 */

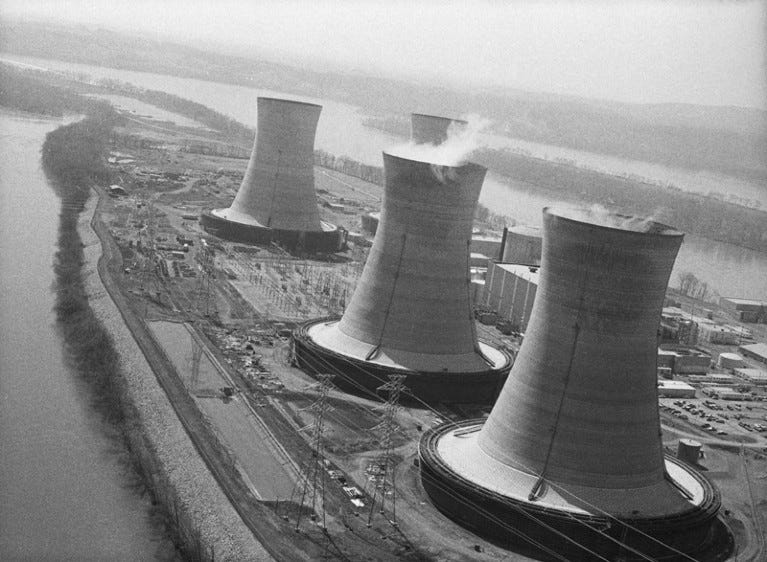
xmin=293 ymin=152 xmax=511 ymax=403
xmin=688 ymin=373 xmax=738 ymax=385
xmin=201 ymin=97 xmax=345 ymax=252
xmin=481 ymin=262 xmax=538 ymax=332
xmin=739 ymin=342 xmax=767 ymax=365
xmin=733 ymin=367 xmax=767 ymax=386
xmin=499 ymin=224 xmax=542 ymax=265
xmin=658 ymin=344 xmax=712 ymax=374
xmin=720 ymin=297 xmax=767 ymax=323
xmin=420 ymin=207 xmax=722 ymax=560
xmin=658 ymin=380 xmax=697 ymax=398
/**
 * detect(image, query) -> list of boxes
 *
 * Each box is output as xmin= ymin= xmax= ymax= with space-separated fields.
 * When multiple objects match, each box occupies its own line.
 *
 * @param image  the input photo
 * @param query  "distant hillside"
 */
xmin=2 ymin=19 xmax=764 ymax=185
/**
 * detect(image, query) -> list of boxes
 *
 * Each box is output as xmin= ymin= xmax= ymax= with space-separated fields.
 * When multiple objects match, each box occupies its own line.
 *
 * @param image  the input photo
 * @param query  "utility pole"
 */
xmin=367 ymin=374 xmax=407 ymax=528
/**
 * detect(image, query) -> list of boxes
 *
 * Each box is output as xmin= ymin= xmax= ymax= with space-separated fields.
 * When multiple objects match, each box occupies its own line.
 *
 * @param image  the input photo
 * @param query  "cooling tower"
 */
xmin=293 ymin=152 xmax=510 ymax=403
xmin=411 ymin=113 xmax=467 ymax=145
xmin=201 ymin=97 xmax=344 ymax=253
xmin=420 ymin=207 xmax=724 ymax=560
xmin=500 ymin=224 xmax=542 ymax=265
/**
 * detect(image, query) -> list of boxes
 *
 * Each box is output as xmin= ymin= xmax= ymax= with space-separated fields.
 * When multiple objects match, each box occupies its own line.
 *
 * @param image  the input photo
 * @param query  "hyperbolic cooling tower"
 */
xmin=293 ymin=152 xmax=510 ymax=403
xmin=201 ymin=97 xmax=344 ymax=252
xmin=420 ymin=207 xmax=724 ymax=560
xmin=410 ymin=113 xmax=467 ymax=145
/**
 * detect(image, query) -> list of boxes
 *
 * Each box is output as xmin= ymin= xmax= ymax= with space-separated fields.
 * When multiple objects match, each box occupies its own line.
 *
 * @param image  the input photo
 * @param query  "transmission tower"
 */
xmin=189 ymin=332 xmax=203 ymax=394
xmin=133 ymin=197 xmax=161 ymax=300
xmin=192 ymin=238 xmax=214 ymax=316
xmin=367 ymin=374 xmax=407 ymax=528
xmin=293 ymin=373 xmax=335 ymax=531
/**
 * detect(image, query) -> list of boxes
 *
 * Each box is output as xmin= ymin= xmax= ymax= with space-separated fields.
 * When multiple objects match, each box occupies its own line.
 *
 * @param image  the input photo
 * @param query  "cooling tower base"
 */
xmin=419 ymin=420 xmax=728 ymax=561
xmin=200 ymin=210 xmax=346 ymax=253
xmin=292 ymin=319 xmax=511 ymax=404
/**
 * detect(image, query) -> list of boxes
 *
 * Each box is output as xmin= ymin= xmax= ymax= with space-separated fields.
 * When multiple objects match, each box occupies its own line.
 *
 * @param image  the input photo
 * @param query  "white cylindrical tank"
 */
xmin=718 ymin=352 xmax=744 ymax=370
xmin=677 ymin=439 xmax=702 ymax=466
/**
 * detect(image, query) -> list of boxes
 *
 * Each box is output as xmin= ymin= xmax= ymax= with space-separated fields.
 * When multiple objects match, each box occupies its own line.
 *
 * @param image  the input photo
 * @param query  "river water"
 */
xmin=0 ymin=112 xmax=176 ymax=560
xmin=2 ymin=53 xmax=765 ymax=300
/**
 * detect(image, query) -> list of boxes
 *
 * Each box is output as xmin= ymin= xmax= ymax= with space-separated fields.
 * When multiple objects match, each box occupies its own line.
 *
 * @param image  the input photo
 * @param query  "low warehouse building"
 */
xmin=720 ymin=297 xmax=767 ymax=323
xmin=658 ymin=380 xmax=696 ymax=398
xmin=733 ymin=367 xmax=767 ymax=386
xmin=660 ymin=345 xmax=712 ymax=374
xmin=739 ymin=342 xmax=767 ymax=365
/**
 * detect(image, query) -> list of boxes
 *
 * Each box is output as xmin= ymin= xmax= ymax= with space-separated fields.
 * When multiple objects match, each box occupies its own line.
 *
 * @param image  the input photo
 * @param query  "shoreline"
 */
xmin=78 ymin=187 xmax=271 ymax=560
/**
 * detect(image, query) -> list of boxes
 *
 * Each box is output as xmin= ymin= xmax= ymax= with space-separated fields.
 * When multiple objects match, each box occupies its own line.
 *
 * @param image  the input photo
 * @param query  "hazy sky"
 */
xmin=2 ymin=0 xmax=765 ymax=109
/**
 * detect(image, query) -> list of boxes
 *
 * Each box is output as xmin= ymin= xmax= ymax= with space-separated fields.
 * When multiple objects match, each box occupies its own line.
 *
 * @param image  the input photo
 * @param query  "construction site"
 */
xmin=93 ymin=96 xmax=766 ymax=561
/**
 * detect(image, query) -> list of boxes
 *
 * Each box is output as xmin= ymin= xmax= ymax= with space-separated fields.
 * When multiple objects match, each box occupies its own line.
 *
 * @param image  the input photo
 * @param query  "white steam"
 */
xmin=387 ymin=113 xmax=491 ymax=167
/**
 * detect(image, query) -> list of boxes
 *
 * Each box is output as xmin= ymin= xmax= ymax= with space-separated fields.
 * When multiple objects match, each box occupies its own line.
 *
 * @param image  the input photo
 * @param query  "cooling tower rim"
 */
xmin=420 ymin=419 xmax=721 ymax=523
xmin=301 ymin=317 xmax=510 ymax=372
xmin=382 ymin=150 xmax=486 ymax=173
xmin=544 ymin=206 xmax=684 ymax=238
xmin=257 ymin=96 xmax=322 ymax=110
xmin=411 ymin=112 xmax=469 ymax=126
xmin=207 ymin=208 xmax=337 ymax=234
xmin=507 ymin=224 xmax=542 ymax=237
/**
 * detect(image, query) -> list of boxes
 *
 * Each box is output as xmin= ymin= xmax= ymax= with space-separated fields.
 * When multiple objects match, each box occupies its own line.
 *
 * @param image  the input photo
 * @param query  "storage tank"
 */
xmin=201 ymin=97 xmax=344 ymax=252
xmin=677 ymin=439 xmax=702 ymax=466
xmin=419 ymin=206 xmax=723 ymax=560
xmin=411 ymin=113 xmax=467 ymax=145
xmin=500 ymin=224 xmax=542 ymax=265
xmin=717 ymin=352 xmax=744 ymax=370
xmin=293 ymin=152 xmax=510 ymax=403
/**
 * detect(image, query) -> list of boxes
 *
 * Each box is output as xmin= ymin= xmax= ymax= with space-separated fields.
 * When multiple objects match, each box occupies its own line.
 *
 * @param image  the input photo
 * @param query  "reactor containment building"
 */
xmin=201 ymin=97 xmax=345 ymax=253
xmin=419 ymin=206 xmax=723 ymax=560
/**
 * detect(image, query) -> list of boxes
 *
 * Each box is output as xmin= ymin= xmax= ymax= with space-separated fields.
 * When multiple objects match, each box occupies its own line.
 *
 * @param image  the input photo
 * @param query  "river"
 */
xmin=0 ymin=112 xmax=176 ymax=560
xmin=2 ymin=53 xmax=765 ymax=300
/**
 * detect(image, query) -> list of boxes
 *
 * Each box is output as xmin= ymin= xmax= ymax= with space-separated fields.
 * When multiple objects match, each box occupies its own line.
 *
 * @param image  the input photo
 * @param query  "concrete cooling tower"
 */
xmin=500 ymin=224 xmax=542 ymax=265
xmin=201 ymin=97 xmax=345 ymax=252
xmin=420 ymin=207 xmax=724 ymax=560
xmin=293 ymin=152 xmax=511 ymax=403
xmin=410 ymin=113 xmax=467 ymax=145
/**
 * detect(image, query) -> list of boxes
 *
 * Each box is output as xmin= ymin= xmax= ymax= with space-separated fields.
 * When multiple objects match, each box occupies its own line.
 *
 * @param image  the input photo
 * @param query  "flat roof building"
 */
xmin=733 ymin=367 xmax=767 ymax=385
xmin=739 ymin=342 xmax=767 ymax=365
xmin=658 ymin=380 xmax=696 ymax=398
xmin=482 ymin=262 xmax=539 ymax=332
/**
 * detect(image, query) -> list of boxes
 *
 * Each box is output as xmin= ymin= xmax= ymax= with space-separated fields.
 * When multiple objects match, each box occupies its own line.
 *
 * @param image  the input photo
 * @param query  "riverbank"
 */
xmin=79 ymin=188 xmax=271 ymax=560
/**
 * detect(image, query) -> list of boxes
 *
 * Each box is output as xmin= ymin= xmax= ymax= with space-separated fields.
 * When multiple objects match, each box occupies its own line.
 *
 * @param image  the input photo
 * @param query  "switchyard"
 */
xmin=94 ymin=101 xmax=765 ymax=561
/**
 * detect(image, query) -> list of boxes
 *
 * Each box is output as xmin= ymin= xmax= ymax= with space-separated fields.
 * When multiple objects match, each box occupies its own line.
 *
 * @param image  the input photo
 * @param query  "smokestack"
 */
xmin=201 ymin=98 xmax=345 ymax=252
xmin=419 ymin=206 xmax=723 ymax=559
xmin=411 ymin=113 xmax=467 ymax=145
xmin=294 ymin=152 xmax=510 ymax=403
